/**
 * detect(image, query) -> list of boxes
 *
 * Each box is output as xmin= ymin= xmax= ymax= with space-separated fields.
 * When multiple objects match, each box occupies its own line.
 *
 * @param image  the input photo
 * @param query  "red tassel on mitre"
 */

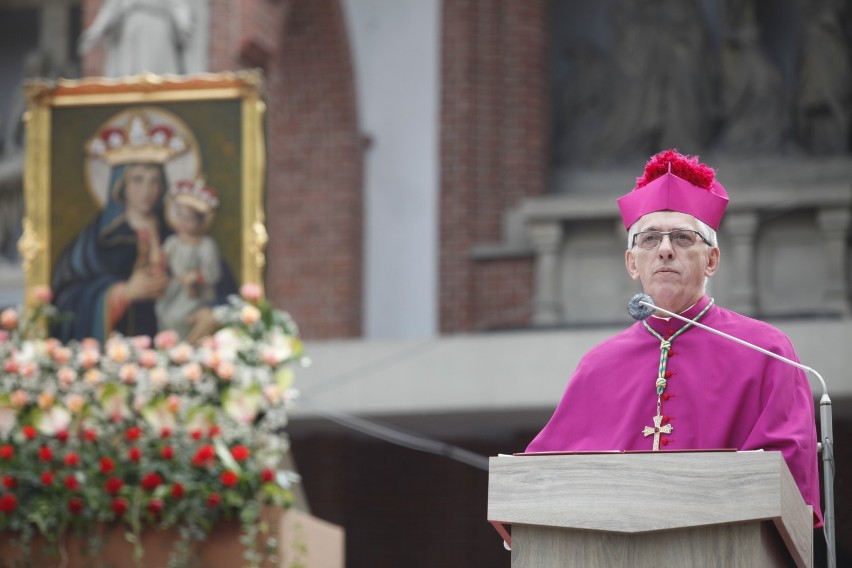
xmin=617 ymin=149 xmax=729 ymax=230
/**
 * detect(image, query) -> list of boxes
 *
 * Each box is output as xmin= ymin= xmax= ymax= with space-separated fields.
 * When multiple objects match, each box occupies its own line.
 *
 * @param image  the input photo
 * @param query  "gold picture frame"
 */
xmin=21 ymin=71 xmax=267 ymax=340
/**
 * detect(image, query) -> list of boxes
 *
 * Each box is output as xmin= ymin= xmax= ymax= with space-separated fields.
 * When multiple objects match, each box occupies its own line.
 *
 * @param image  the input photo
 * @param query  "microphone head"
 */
xmin=628 ymin=293 xmax=655 ymax=321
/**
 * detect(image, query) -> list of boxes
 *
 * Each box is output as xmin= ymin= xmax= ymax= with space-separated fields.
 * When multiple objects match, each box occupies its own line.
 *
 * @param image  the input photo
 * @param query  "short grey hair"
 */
xmin=626 ymin=217 xmax=718 ymax=250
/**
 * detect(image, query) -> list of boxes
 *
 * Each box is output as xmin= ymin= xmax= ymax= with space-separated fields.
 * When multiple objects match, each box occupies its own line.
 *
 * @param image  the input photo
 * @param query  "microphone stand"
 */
xmin=638 ymin=300 xmax=836 ymax=568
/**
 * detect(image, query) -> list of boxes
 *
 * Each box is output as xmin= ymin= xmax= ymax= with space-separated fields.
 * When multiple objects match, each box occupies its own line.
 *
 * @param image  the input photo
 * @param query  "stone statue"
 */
xmin=554 ymin=0 xmax=718 ymax=165
xmin=796 ymin=0 xmax=852 ymax=154
xmin=602 ymin=0 xmax=718 ymax=159
xmin=78 ymin=0 xmax=208 ymax=77
xmin=715 ymin=0 xmax=789 ymax=154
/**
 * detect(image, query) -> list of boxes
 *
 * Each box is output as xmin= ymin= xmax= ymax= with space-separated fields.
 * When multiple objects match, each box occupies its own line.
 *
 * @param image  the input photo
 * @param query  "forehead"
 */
xmin=636 ymin=211 xmax=700 ymax=231
xmin=125 ymin=164 xmax=161 ymax=177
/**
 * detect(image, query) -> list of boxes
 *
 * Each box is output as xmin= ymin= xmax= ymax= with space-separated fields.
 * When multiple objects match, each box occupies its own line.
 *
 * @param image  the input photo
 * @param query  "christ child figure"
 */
xmin=155 ymin=178 xmax=222 ymax=338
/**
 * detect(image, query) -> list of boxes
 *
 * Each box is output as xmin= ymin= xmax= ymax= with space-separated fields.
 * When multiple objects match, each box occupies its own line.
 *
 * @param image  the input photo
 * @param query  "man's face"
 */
xmin=625 ymin=211 xmax=720 ymax=313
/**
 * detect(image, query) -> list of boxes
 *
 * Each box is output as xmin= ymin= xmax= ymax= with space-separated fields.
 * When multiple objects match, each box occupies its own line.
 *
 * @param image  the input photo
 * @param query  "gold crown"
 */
xmin=86 ymin=113 xmax=189 ymax=166
xmin=170 ymin=178 xmax=220 ymax=213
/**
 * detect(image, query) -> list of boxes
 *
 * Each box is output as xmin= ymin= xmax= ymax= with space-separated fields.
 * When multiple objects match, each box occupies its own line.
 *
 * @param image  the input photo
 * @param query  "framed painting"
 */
xmin=21 ymin=71 xmax=268 ymax=342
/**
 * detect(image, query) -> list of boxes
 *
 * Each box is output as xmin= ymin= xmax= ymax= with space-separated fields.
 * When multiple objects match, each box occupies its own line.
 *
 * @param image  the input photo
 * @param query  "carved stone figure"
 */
xmin=554 ymin=0 xmax=718 ymax=165
xmin=796 ymin=0 xmax=852 ymax=154
xmin=78 ymin=0 xmax=207 ymax=77
xmin=605 ymin=0 xmax=718 ymax=158
xmin=715 ymin=0 xmax=789 ymax=154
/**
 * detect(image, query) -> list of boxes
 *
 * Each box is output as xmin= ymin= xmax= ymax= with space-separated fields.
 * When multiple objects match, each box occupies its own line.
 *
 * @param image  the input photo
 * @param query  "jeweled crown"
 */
xmin=169 ymin=178 xmax=220 ymax=213
xmin=86 ymin=113 xmax=189 ymax=165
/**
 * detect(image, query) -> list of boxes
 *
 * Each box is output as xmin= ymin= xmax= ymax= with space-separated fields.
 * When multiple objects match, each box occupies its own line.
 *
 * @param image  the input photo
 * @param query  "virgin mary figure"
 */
xmin=51 ymin=113 xmax=186 ymax=342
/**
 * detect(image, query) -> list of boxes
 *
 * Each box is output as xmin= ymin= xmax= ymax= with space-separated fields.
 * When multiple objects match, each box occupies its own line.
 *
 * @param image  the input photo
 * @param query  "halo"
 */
xmin=84 ymin=107 xmax=201 ymax=208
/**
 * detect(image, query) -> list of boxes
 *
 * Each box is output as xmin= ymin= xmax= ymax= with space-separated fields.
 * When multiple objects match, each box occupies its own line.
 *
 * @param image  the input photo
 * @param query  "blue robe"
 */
xmin=51 ymin=165 xmax=237 ymax=342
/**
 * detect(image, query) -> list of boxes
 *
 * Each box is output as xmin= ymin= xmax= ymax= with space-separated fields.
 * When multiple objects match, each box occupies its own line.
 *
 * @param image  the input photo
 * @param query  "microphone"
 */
xmin=627 ymin=293 xmax=655 ymax=321
xmin=627 ymin=293 xmax=836 ymax=568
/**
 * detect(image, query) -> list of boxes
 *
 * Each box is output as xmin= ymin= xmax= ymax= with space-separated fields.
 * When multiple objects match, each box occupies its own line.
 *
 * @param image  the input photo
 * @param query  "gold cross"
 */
xmin=643 ymin=414 xmax=672 ymax=451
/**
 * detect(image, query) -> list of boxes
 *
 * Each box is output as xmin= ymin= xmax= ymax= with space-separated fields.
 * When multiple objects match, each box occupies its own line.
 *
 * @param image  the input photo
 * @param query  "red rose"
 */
xmin=171 ymin=482 xmax=184 ymax=500
xmin=160 ymin=446 xmax=174 ymax=460
xmin=160 ymin=428 xmax=172 ymax=439
xmin=220 ymin=470 xmax=238 ymax=487
xmin=112 ymin=497 xmax=128 ymax=516
xmin=64 ymin=475 xmax=80 ymax=491
xmin=209 ymin=425 xmax=221 ymax=437
xmin=1 ymin=475 xmax=16 ymax=489
xmin=68 ymin=496 xmax=84 ymax=515
xmin=22 ymin=426 xmax=37 ymax=440
xmin=206 ymin=493 xmax=221 ymax=508
xmin=100 ymin=457 xmax=115 ymax=473
xmin=84 ymin=429 xmax=98 ymax=442
xmin=141 ymin=472 xmax=163 ymax=491
xmin=191 ymin=445 xmax=215 ymax=467
xmin=0 ymin=494 xmax=17 ymax=514
xmin=41 ymin=471 xmax=54 ymax=486
xmin=0 ymin=445 xmax=13 ymax=460
xmin=57 ymin=431 xmax=69 ymax=443
xmin=38 ymin=446 xmax=53 ymax=462
xmin=190 ymin=430 xmax=203 ymax=441
xmin=147 ymin=498 xmax=164 ymax=515
xmin=129 ymin=447 xmax=142 ymax=462
xmin=260 ymin=469 xmax=275 ymax=483
xmin=64 ymin=452 xmax=80 ymax=467
xmin=125 ymin=426 xmax=142 ymax=441
xmin=231 ymin=445 xmax=250 ymax=462
xmin=105 ymin=477 xmax=124 ymax=495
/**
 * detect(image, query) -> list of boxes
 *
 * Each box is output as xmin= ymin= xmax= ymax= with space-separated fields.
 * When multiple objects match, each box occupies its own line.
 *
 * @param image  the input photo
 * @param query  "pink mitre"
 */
xmin=617 ymin=149 xmax=729 ymax=230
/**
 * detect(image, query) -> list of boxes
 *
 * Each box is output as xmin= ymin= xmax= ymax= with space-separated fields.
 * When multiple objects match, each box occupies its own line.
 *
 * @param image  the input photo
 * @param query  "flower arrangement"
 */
xmin=0 ymin=284 xmax=304 ymax=567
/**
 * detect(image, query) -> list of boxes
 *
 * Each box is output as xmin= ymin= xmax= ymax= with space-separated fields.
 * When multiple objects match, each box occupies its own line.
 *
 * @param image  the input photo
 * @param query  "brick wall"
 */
xmin=439 ymin=0 xmax=548 ymax=333
xmin=209 ymin=0 xmax=290 ymax=71
xmin=262 ymin=0 xmax=363 ymax=338
xmin=80 ymin=0 xmax=104 ymax=77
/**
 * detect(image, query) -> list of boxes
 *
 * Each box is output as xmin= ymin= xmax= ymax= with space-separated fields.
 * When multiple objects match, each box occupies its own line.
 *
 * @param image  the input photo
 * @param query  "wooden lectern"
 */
xmin=488 ymin=451 xmax=812 ymax=567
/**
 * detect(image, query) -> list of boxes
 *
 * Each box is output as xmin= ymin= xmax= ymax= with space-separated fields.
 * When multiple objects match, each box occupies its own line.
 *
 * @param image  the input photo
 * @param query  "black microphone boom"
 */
xmin=626 ymin=294 xmax=836 ymax=568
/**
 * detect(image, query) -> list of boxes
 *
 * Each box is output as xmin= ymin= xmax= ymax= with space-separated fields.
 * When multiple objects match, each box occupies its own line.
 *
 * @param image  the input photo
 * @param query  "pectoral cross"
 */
xmin=643 ymin=414 xmax=672 ymax=451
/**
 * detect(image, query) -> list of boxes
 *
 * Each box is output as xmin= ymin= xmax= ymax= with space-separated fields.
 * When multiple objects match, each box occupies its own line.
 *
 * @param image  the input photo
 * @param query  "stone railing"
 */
xmin=478 ymin=158 xmax=852 ymax=326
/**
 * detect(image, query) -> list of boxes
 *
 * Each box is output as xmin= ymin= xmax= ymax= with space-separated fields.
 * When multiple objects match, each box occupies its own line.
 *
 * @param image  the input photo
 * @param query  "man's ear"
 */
xmin=704 ymin=247 xmax=720 ymax=277
xmin=625 ymin=249 xmax=640 ymax=280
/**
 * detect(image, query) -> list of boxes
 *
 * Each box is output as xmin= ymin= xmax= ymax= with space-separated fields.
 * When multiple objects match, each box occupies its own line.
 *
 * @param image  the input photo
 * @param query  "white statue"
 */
xmin=78 ymin=0 xmax=209 ymax=77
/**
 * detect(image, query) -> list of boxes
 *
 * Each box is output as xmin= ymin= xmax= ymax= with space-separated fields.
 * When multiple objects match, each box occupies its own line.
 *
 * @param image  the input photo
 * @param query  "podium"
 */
xmin=488 ymin=451 xmax=812 ymax=567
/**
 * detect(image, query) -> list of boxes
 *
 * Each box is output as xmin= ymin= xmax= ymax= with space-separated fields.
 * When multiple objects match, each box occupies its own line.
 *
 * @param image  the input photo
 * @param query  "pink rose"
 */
xmin=240 ymin=305 xmax=261 ymax=326
xmin=53 ymin=347 xmax=72 ymax=365
xmin=10 ymin=389 xmax=28 ymax=408
xmin=139 ymin=349 xmax=158 ymax=368
xmin=154 ymin=330 xmax=179 ymax=350
xmin=130 ymin=335 xmax=152 ymax=350
xmin=216 ymin=361 xmax=235 ymax=381
xmin=32 ymin=285 xmax=53 ymax=304
xmin=58 ymin=366 xmax=77 ymax=388
xmin=78 ymin=348 xmax=100 ymax=370
xmin=182 ymin=362 xmax=202 ymax=382
xmin=240 ymin=283 xmax=263 ymax=302
xmin=119 ymin=363 xmax=139 ymax=384
xmin=0 ymin=308 xmax=18 ymax=330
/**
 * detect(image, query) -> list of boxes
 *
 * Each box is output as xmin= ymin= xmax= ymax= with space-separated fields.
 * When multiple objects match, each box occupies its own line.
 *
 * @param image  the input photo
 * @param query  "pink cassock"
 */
xmin=526 ymin=295 xmax=823 ymax=526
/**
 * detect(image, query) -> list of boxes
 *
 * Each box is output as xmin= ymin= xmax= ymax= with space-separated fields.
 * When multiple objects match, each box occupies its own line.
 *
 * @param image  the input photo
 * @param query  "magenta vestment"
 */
xmin=526 ymin=295 xmax=823 ymax=526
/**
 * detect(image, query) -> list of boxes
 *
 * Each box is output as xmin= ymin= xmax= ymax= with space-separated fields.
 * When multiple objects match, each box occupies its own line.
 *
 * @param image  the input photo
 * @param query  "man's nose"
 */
xmin=657 ymin=234 xmax=675 ymax=258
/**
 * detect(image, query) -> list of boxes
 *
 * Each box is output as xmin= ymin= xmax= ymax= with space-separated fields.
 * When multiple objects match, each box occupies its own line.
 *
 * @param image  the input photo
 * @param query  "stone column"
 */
xmin=528 ymin=221 xmax=563 ymax=325
xmin=817 ymin=208 xmax=851 ymax=316
xmin=40 ymin=0 xmax=71 ymax=70
xmin=724 ymin=211 xmax=759 ymax=315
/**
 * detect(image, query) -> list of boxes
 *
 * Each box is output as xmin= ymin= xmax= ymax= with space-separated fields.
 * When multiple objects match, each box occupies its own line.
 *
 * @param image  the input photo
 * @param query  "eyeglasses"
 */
xmin=632 ymin=229 xmax=712 ymax=250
